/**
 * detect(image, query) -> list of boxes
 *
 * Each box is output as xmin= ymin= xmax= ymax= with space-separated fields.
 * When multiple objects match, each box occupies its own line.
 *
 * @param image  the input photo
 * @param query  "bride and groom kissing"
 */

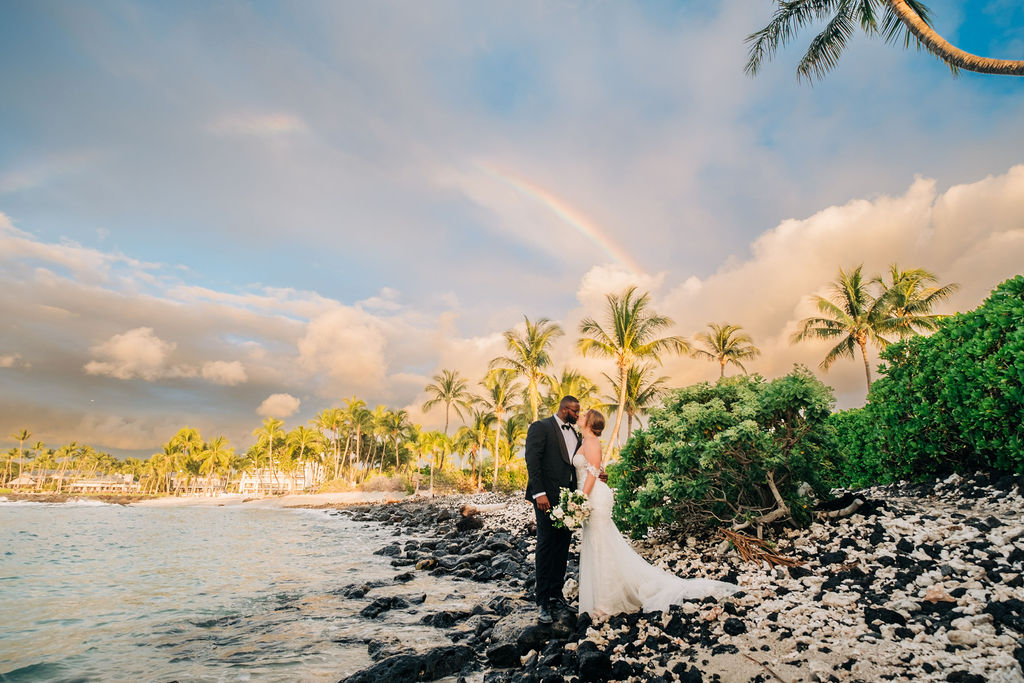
xmin=524 ymin=396 xmax=739 ymax=625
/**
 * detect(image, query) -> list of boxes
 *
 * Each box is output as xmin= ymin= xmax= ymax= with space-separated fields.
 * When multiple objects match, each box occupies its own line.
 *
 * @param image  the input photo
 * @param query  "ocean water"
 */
xmin=0 ymin=500 xmax=497 ymax=682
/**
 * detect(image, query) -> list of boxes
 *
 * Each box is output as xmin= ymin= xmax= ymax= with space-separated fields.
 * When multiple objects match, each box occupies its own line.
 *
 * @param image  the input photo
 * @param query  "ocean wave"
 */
xmin=0 ymin=497 xmax=113 ymax=506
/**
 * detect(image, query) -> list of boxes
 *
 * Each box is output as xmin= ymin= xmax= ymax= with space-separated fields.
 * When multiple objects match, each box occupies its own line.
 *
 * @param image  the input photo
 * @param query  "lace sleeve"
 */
xmin=586 ymin=463 xmax=602 ymax=478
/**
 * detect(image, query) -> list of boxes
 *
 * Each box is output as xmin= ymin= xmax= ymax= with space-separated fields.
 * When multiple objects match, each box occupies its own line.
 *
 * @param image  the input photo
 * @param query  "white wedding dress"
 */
xmin=574 ymin=452 xmax=740 ymax=616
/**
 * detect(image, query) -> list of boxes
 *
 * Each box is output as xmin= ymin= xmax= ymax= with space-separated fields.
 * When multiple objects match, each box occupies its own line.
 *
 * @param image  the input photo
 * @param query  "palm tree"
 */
xmin=311 ymin=407 xmax=344 ymax=480
xmin=422 ymin=369 xmax=473 ymax=436
xmin=287 ymin=426 xmax=322 ymax=489
xmin=381 ymin=409 xmax=412 ymax=471
xmin=54 ymin=442 xmax=78 ymax=493
xmin=746 ymin=0 xmax=1024 ymax=81
xmin=498 ymin=414 xmax=529 ymax=466
xmin=253 ymin=418 xmax=284 ymax=492
xmin=791 ymin=265 xmax=896 ymax=393
xmin=692 ymin=323 xmax=761 ymax=379
xmin=601 ymin=363 xmax=669 ymax=441
xmin=578 ymin=286 xmax=689 ymax=458
xmin=477 ymin=369 xmax=521 ymax=490
xmin=541 ymin=367 xmax=600 ymax=415
xmin=348 ymin=403 xmax=374 ymax=480
xmin=200 ymin=436 xmax=234 ymax=496
xmin=874 ymin=265 xmax=959 ymax=336
xmin=455 ymin=408 xmax=495 ymax=489
xmin=168 ymin=427 xmax=203 ymax=494
xmin=490 ymin=316 xmax=564 ymax=422
xmin=6 ymin=429 xmax=30 ymax=484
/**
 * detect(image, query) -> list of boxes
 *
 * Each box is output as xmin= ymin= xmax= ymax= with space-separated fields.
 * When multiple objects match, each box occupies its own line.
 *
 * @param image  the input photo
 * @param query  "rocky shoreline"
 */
xmin=329 ymin=471 xmax=1024 ymax=683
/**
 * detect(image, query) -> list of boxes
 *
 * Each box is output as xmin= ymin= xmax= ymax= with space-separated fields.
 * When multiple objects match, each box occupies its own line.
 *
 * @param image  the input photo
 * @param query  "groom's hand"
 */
xmin=598 ymin=469 xmax=608 ymax=483
xmin=535 ymin=494 xmax=551 ymax=512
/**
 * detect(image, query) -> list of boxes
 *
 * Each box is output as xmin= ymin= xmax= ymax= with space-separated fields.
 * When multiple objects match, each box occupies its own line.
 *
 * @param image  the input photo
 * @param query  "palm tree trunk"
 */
xmin=858 ymin=338 xmax=872 ymax=393
xmin=444 ymin=404 xmax=450 ymax=436
xmin=492 ymin=417 xmax=502 ymax=491
xmin=888 ymin=0 xmax=1024 ymax=75
xmin=720 ymin=359 xmax=726 ymax=378
xmin=529 ymin=378 xmax=539 ymax=422
xmin=606 ymin=364 xmax=629 ymax=459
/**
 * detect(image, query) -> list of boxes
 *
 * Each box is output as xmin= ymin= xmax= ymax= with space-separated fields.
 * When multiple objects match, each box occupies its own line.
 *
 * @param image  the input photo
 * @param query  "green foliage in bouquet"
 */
xmin=834 ymin=275 xmax=1024 ymax=482
xmin=613 ymin=366 xmax=837 ymax=537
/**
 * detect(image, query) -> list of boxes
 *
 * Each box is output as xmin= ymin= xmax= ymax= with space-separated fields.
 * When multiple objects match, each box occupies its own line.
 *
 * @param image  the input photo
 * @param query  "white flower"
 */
xmin=551 ymin=508 xmax=565 ymax=519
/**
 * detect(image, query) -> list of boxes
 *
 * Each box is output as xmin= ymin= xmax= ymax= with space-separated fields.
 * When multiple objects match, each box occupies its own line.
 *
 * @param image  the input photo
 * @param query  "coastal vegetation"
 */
xmin=6 ymin=268 xmax=1014 ymax=516
xmin=611 ymin=274 xmax=1022 ymax=538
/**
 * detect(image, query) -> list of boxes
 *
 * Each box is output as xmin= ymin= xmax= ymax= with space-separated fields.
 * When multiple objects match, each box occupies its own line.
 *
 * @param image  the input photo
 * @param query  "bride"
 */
xmin=574 ymin=409 xmax=739 ymax=616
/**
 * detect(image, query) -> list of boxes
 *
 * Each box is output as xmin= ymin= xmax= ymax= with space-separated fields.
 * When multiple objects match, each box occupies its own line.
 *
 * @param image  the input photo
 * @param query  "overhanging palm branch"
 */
xmin=746 ymin=0 xmax=1024 ymax=81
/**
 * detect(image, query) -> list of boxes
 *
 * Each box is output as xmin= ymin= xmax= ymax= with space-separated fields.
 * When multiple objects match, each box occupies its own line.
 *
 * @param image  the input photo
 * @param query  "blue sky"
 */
xmin=2 ymin=1 xmax=1023 ymax=456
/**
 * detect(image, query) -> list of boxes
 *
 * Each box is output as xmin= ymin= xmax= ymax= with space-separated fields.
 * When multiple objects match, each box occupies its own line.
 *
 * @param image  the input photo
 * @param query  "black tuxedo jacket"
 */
xmin=524 ymin=416 xmax=580 ymax=506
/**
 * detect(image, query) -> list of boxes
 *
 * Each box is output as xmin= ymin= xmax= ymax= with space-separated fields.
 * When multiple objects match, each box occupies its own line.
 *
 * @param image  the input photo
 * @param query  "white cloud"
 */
xmin=654 ymin=165 xmax=1024 ymax=408
xmin=297 ymin=306 xmax=390 ymax=395
xmin=257 ymin=393 xmax=301 ymax=418
xmin=208 ymin=112 xmax=308 ymax=137
xmin=201 ymin=360 xmax=248 ymax=386
xmin=83 ymin=327 xmax=193 ymax=381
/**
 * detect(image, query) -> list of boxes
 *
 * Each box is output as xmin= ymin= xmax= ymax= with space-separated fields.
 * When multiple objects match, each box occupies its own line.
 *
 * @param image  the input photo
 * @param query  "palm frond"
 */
xmin=745 ymin=0 xmax=844 ymax=76
xmin=796 ymin=0 xmax=856 ymax=81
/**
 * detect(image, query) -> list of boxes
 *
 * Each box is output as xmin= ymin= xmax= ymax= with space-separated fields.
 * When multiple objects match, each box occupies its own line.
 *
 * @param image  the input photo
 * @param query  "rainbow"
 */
xmin=477 ymin=164 xmax=645 ymax=275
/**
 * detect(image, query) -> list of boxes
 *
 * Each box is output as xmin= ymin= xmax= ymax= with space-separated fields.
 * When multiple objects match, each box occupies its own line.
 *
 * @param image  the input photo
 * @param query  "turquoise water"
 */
xmin=0 ymin=500 xmax=491 ymax=682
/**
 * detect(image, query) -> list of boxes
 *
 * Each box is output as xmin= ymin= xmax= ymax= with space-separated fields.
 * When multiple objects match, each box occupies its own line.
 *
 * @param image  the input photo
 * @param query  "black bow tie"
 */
xmin=561 ymin=424 xmax=574 ymax=431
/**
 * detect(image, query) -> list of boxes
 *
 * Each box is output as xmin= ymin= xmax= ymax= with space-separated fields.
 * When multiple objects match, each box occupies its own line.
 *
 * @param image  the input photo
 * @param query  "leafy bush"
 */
xmin=827 ymin=407 xmax=888 ymax=488
xmin=613 ymin=366 xmax=836 ymax=537
xmin=483 ymin=463 xmax=528 ymax=494
xmin=359 ymin=473 xmax=415 ymax=494
xmin=853 ymin=275 xmax=1024 ymax=480
xmin=414 ymin=467 xmax=478 ymax=494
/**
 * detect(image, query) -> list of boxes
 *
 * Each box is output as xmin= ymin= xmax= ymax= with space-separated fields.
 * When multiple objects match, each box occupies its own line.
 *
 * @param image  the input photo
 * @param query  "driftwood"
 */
xmin=816 ymin=496 xmax=864 ymax=520
xmin=459 ymin=502 xmax=508 ymax=517
xmin=719 ymin=528 xmax=804 ymax=568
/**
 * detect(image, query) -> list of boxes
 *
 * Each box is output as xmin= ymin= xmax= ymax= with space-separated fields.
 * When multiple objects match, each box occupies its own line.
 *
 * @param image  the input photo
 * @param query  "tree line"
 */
xmin=3 ymin=263 xmax=956 ymax=493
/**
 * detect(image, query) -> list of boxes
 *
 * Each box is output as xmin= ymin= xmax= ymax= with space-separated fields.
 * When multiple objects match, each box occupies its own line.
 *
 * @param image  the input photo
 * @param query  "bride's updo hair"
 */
xmin=584 ymin=409 xmax=605 ymax=436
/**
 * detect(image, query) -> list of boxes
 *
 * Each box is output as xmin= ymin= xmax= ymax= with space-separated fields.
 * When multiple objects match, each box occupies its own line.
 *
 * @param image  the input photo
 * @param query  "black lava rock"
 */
xmin=486 ymin=642 xmax=520 ymax=668
xmin=819 ymin=550 xmax=848 ymax=566
xmin=361 ymin=596 xmax=410 ymax=619
xmin=945 ymin=672 xmax=985 ymax=683
xmin=723 ymin=617 xmax=746 ymax=636
xmin=577 ymin=650 xmax=611 ymax=682
xmin=788 ymin=566 xmax=814 ymax=579
xmin=340 ymin=644 xmax=476 ymax=682
xmin=864 ymin=606 xmax=907 ymax=627
xmin=421 ymin=610 xmax=472 ymax=628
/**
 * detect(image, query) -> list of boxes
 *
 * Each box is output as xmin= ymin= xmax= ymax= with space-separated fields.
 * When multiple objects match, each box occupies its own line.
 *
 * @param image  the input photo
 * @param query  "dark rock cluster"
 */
xmin=334 ymin=471 xmax=1024 ymax=682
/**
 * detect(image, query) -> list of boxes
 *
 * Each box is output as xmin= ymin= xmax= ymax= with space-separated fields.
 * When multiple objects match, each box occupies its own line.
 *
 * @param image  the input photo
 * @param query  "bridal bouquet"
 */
xmin=549 ymin=488 xmax=591 ymax=530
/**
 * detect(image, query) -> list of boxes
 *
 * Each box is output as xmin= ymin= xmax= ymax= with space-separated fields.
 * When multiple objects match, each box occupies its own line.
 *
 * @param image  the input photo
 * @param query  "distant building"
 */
xmin=237 ymin=463 xmax=317 ymax=495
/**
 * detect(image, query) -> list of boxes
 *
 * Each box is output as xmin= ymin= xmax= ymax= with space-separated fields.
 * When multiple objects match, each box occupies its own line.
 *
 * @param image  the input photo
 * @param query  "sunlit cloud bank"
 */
xmin=651 ymin=165 xmax=1024 ymax=409
xmin=1 ymin=165 xmax=1022 ymax=453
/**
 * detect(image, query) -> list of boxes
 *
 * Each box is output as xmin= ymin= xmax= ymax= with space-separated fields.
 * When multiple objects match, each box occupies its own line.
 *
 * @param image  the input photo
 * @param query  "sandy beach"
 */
xmin=131 ymin=491 xmax=410 ymax=508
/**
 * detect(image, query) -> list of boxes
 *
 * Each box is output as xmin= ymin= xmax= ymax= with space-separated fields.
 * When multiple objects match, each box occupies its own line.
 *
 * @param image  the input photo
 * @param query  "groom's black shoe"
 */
xmin=537 ymin=602 xmax=554 ymax=624
xmin=549 ymin=597 xmax=573 ymax=617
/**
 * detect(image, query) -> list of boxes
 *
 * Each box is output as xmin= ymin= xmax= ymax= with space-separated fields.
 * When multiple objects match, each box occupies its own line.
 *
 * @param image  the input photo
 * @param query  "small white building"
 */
xmin=237 ymin=463 xmax=317 ymax=495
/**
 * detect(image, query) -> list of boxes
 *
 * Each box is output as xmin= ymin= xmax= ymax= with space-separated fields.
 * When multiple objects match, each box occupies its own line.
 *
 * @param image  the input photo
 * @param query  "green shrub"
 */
xmin=827 ymin=407 xmax=888 ymax=488
xmin=613 ymin=366 xmax=836 ymax=537
xmin=863 ymin=274 xmax=1024 ymax=479
xmin=359 ymin=473 xmax=414 ymax=494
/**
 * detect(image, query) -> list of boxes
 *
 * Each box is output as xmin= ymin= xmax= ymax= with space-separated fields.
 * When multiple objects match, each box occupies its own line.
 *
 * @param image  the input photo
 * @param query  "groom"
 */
xmin=525 ymin=396 xmax=585 ymax=624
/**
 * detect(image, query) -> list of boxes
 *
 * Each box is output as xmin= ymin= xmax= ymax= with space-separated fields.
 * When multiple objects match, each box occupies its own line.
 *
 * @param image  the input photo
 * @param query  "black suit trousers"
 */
xmin=534 ymin=502 xmax=572 ymax=605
